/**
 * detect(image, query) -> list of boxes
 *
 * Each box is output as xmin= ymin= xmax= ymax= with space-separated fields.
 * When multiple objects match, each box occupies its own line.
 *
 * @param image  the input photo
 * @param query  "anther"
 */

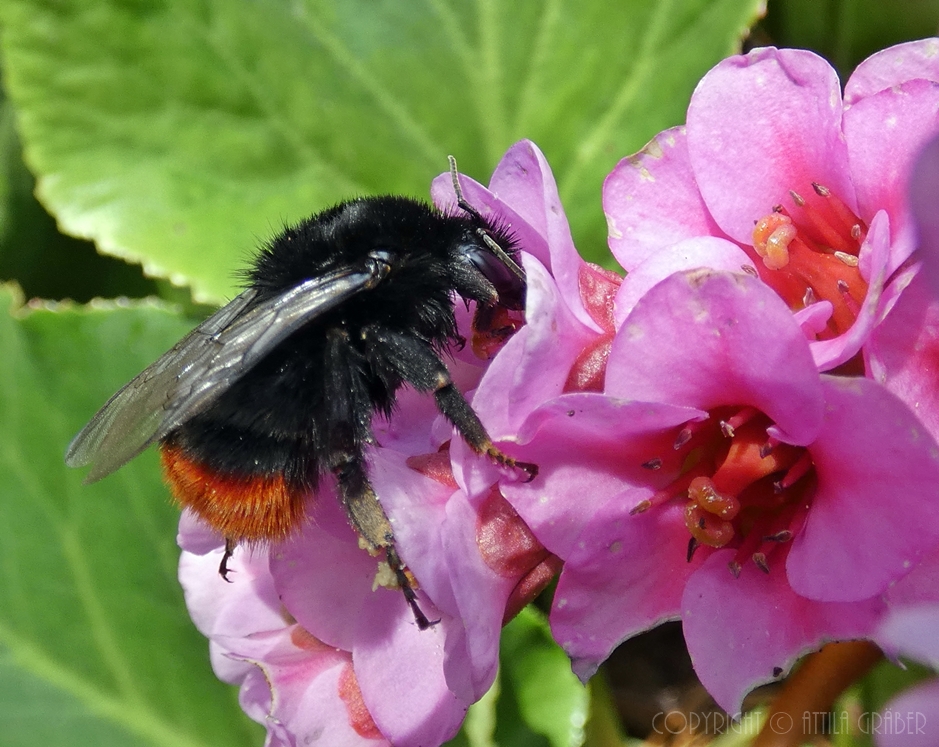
xmin=803 ymin=287 xmax=817 ymax=306
xmin=687 ymin=537 xmax=699 ymax=562
xmin=760 ymin=436 xmax=779 ymax=459
xmin=728 ymin=561 xmax=742 ymax=578
xmin=673 ymin=427 xmax=693 ymax=450
xmin=630 ymin=500 xmax=652 ymax=516
xmin=763 ymin=530 xmax=793 ymax=543
xmin=851 ymin=224 xmax=862 ymax=241
xmin=837 ymin=279 xmax=850 ymax=294
xmin=720 ymin=421 xmax=735 ymax=438
xmin=753 ymin=552 xmax=771 ymax=574
xmin=789 ymin=190 xmax=806 ymax=207
xmin=811 ymin=182 xmax=830 ymax=197
xmin=834 ymin=251 xmax=859 ymax=267
xmin=641 ymin=458 xmax=662 ymax=470
xmin=778 ymin=450 xmax=814 ymax=490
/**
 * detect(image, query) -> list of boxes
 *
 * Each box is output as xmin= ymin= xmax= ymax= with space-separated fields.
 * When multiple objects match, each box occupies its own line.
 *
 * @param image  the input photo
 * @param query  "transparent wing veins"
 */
xmin=66 ymin=263 xmax=383 ymax=482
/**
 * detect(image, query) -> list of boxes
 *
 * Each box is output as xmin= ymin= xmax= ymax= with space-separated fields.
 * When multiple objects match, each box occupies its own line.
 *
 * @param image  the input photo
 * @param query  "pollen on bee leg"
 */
xmin=372 ymin=559 xmax=400 ymax=591
xmin=358 ymin=535 xmax=381 ymax=556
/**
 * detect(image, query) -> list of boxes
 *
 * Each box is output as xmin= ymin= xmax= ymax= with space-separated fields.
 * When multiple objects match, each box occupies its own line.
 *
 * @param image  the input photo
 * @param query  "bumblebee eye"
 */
xmin=462 ymin=242 xmax=525 ymax=310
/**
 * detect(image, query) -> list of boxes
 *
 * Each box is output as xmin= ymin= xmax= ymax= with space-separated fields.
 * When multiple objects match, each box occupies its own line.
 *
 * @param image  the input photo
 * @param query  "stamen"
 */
xmin=836 ymin=280 xmax=861 ymax=316
xmin=753 ymin=552 xmax=771 ymax=574
xmin=673 ymin=427 xmax=693 ymax=450
xmin=687 ymin=537 xmax=699 ymax=562
xmin=778 ymin=450 xmax=814 ymax=490
xmin=763 ymin=530 xmax=793 ymax=543
xmin=728 ymin=561 xmax=741 ymax=578
xmin=797 ymin=194 xmax=855 ymax=254
xmin=631 ymin=471 xmax=701 ymax=515
xmin=760 ymin=436 xmax=781 ymax=459
xmin=851 ymin=224 xmax=862 ymax=241
xmin=789 ymin=190 xmax=806 ymax=207
xmin=834 ymin=251 xmax=859 ymax=267
xmin=813 ymin=182 xmax=865 ymax=238
xmin=641 ymin=457 xmax=662 ymax=471
xmin=803 ymin=287 xmax=817 ymax=306
xmin=720 ymin=421 xmax=735 ymax=438
xmin=722 ymin=406 xmax=759 ymax=434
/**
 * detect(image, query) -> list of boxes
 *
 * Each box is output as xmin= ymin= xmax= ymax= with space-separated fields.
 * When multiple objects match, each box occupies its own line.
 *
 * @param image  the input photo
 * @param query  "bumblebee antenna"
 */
xmin=448 ymin=155 xmax=525 ymax=282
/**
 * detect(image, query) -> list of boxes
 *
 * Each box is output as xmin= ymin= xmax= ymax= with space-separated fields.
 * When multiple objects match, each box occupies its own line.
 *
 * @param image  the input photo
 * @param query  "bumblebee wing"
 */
xmin=66 ymin=266 xmax=378 ymax=482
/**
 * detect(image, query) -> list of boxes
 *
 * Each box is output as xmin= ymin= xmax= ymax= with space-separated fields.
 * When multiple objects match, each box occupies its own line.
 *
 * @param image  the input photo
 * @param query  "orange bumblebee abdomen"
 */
xmin=160 ymin=443 xmax=309 ymax=543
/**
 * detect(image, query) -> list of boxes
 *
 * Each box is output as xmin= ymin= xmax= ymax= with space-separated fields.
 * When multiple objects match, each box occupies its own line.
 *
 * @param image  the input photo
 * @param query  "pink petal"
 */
xmin=878 ymin=603 xmax=939 ymax=667
xmin=177 ymin=508 xmax=225 ymax=555
xmin=867 ymin=270 xmax=939 ymax=445
xmin=271 ymin=497 xmax=379 ymax=651
xmin=254 ymin=636 xmax=390 ymax=747
xmin=502 ymin=392 xmax=706 ymax=557
xmin=845 ymin=38 xmax=939 ymax=104
xmin=786 ymin=376 xmax=939 ymax=601
xmin=682 ymin=549 xmax=884 ymax=714
xmin=876 ymin=681 xmax=939 ymax=747
xmin=809 ymin=209 xmax=891 ymax=370
xmin=687 ymin=47 xmax=854 ymax=245
xmin=844 ymin=80 xmax=939 ymax=271
xmin=603 ymin=127 xmax=725 ymax=271
xmin=485 ymin=141 xmax=597 ymax=329
xmin=178 ymin=540 xmax=284 ymax=640
xmin=607 ymin=270 xmax=824 ymax=446
xmin=552 ymin=501 xmax=704 ymax=682
xmin=884 ymin=545 xmax=939 ymax=607
xmin=612 ymin=236 xmax=755 ymax=326
xmin=354 ymin=593 xmax=468 ymax=747
xmin=370 ymin=448 xmax=458 ymax=614
xmin=468 ymin=256 xmax=598 ymax=441
xmin=440 ymin=492 xmax=515 ymax=698
xmin=911 ymin=134 xmax=939 ymax=294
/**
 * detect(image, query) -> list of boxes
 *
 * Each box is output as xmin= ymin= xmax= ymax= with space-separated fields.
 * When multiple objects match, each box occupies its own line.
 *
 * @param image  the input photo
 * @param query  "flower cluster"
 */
xmin=178 ymin=39 xmax=939 ymax=745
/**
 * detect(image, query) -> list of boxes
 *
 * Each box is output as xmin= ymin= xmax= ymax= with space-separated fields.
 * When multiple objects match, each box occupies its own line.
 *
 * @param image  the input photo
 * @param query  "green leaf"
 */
xmin=498 ymin=607 xmax=590 ymax=747
xmin=1 ymin=0 xmax=764 ymax=302
xmin=0 ymin=105 xmax=157 ymax=304
xmin=762 ymin=0 xmax=939 ymax=80
xmin=0 ymin=286 xmax=261 ymax=746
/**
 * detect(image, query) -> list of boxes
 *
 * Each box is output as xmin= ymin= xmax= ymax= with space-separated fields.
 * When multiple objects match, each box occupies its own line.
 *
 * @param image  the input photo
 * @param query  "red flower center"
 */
xmin=633 ymin=407 xmax=816 ymax=576
xmin=748 ymin=184 xmax=868 ymax=341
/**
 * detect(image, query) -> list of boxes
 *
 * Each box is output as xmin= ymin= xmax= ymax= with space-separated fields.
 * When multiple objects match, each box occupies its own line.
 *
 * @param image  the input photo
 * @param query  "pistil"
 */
xmin=749 ymin=184 xmax=869 ymax=340
xmin=634 ymin=407 xmax=816 ymax=576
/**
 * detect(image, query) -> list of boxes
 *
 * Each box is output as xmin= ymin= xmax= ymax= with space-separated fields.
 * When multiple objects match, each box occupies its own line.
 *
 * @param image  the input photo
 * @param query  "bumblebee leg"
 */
xmin=363 ymin=326 xmax=538 ymax=480
xmin=218 ymin=537 xmax=237 ymax=582
xmin=322 ymin=330 xmax=435 ymax=629
xmin=331 ymin=451 xmax=435 ymax=630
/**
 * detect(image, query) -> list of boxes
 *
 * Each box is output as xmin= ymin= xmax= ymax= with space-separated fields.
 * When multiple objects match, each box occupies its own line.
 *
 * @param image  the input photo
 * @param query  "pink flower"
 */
xmin=867 ymin=132 xmax=939 ymax=445
xmin=494 ymin=269 xmax=939 ymax=713
xmin=604 ymin=39 xmax=939 ymax=371
xmin=911 ymin=133 xmax=939 ymax=291
xmin=176 ymin=143 xmax=565 ymax=746
xmin=875 ymin=602 xmax=939 ymax=747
